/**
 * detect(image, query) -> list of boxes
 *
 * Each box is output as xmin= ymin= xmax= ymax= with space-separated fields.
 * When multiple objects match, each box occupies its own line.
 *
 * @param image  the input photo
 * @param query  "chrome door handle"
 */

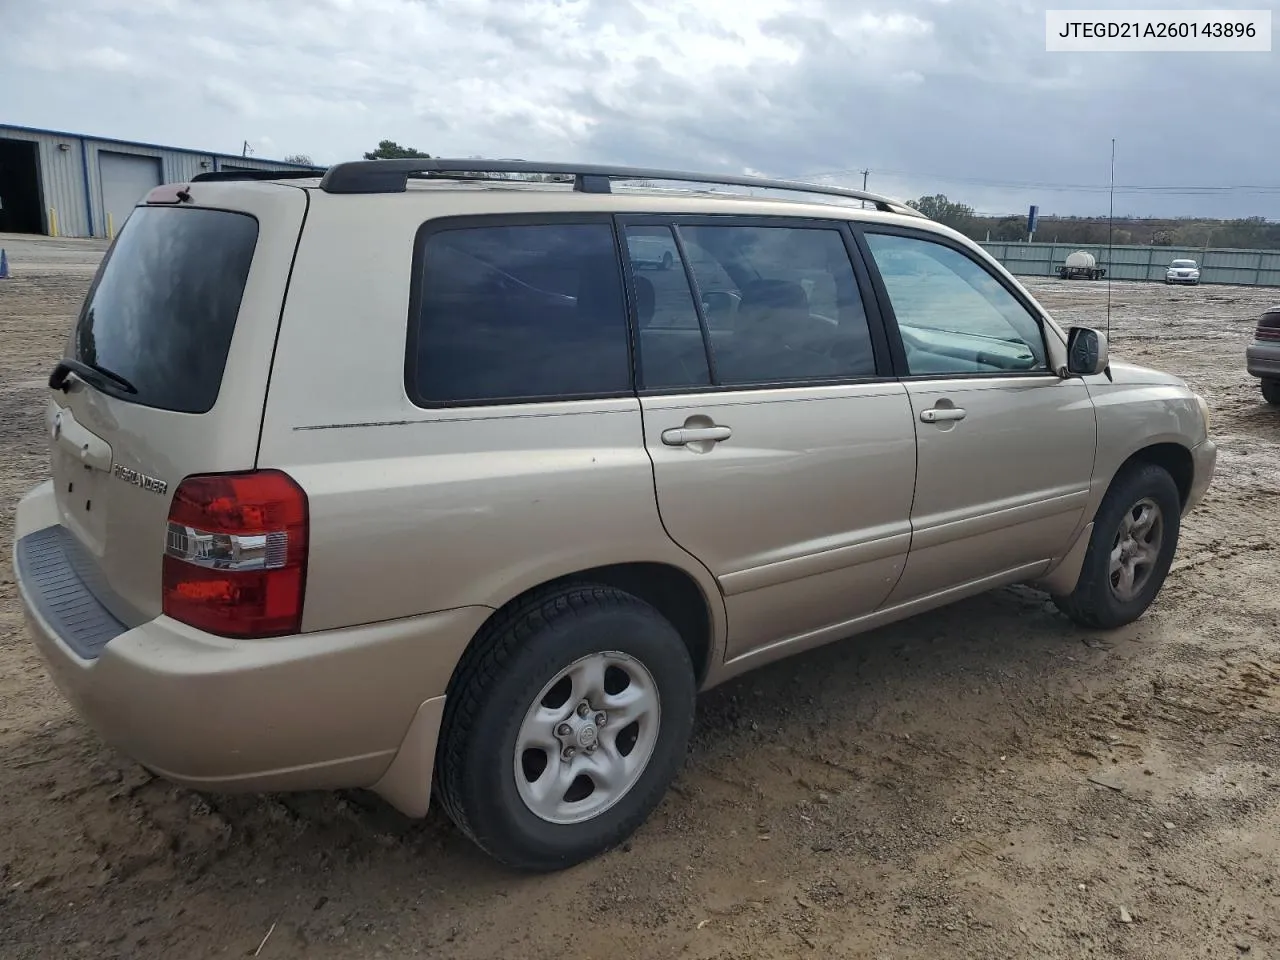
xmin=919 ymin=407 xmax=966 ymax=423
xmin=661 ymin=425 xmax=732 ymax=446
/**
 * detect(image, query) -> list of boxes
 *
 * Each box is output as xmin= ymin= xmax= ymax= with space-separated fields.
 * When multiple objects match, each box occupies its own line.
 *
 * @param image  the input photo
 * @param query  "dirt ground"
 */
xmin=1 ymin=232 xmax=1278 ymax=960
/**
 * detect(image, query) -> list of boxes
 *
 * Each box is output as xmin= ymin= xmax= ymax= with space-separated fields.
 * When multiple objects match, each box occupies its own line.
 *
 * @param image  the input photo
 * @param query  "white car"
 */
xmin=626 ymin=233 xmax=676 ymax=271
xmin=1166 ymin=259 xmax=1201 ymax=285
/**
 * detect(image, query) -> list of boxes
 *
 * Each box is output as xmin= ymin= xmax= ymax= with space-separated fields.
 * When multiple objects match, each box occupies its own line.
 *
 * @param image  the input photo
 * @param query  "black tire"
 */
xmin=1052 ymin=463 xmax=1181 ymax=630
xmin=1262 ymin=378 xmax=1280 ymax=406
xmin=434 ymin=583 xmax=696 ymax=871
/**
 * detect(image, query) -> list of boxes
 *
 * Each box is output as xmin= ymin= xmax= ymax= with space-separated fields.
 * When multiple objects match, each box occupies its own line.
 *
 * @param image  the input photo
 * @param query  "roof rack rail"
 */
xmin=190 ymin=169 xmax=324 ymax=183
xmin=316 ymin=158 xmax=924 ymax=217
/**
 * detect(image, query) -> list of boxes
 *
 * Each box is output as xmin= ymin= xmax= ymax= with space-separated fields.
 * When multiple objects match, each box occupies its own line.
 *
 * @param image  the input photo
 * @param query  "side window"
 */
xmin=678 ymin=225 xmax=877 ymax=386
xmin=623 ymin=225 xmax=711 ymax=390
xmin=863 ymin=233 xmax=1048 ymax=376
xmin=410 ymin=223 xmax=631 ymax=405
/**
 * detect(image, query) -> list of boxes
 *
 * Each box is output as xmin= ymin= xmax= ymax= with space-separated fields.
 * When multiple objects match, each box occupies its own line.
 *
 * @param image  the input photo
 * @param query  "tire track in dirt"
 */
xmin=1 ymin=251 xmax=1278 ymax=959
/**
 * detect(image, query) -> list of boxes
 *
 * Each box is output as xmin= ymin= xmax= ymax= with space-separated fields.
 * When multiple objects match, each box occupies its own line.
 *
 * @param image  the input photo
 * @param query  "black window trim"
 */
xmin=851 ymin=223 xmax=1061 ymax=383
xmin=614 ymin=212 xmax=899 ymax=396
xmin=70 ymin=204 xmax=261 ymax=414
xmin=615 ymin=221 xmax=718 ymax=391
xmin=404 ymin=212 xmax=638 ymax=410
xmin=668 ymin=224 xmax=721 ymax=384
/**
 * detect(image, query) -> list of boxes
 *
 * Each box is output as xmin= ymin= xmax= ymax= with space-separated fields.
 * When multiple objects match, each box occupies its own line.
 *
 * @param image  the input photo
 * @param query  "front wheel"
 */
xmin=1262 ymin=378 xmax=1280 ymax=405
xmin=434 ymin=584 xmax=696 ymax=871
xmin=1053 ymin=463 xmax=1181 ymax=629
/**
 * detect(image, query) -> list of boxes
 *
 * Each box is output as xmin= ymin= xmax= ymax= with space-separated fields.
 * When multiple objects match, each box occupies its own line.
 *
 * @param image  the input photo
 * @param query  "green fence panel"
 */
xmin=979 ymin=241 xmax=1280 ymax=287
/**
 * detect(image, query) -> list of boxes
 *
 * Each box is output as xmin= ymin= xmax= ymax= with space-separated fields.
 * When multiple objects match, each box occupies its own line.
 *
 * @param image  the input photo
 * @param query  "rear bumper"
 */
xmin=14 ymin=481 xmax=487 ymax=815
xmin=1246 ymin=342 xmax=1280 ymax=380
xmin=1186 ymin=438 xmax=1217 ymax=514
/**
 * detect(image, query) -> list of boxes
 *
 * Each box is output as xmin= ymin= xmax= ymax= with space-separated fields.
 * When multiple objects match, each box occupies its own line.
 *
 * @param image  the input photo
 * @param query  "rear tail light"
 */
xmin=1257 ymin=308 xmax=1280 ymax=342
xmin=162 ymin=470 xmax=308 ymax=638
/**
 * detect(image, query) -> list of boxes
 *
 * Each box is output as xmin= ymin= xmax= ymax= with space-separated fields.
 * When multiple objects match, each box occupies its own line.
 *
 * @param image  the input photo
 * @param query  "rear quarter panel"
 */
xmin=257 ymin=191 xmax=727 ymax=658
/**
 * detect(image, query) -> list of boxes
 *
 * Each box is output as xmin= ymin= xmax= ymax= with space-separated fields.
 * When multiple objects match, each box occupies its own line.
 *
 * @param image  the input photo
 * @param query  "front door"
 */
xmin=621 ymin=217 xmax=918 ymax=661
xmin=859 ymin=229 xmax=1097 ymax=603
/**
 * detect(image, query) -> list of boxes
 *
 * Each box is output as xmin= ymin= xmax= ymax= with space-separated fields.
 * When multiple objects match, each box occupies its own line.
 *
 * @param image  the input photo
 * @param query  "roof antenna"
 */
xmin=1106 ymin=137 xmax=1115 ymax=340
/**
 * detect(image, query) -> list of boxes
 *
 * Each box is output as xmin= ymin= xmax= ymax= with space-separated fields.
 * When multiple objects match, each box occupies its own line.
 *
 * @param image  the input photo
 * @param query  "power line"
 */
xmin=793 ymin=166 xmax=1280 ymax=196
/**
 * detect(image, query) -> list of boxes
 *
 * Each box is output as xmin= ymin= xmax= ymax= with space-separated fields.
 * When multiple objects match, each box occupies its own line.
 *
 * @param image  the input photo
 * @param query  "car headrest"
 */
xmin=633 ymin=275 xmax=655 ymax=327
xmin=740 ymin=279 xmax=809 ymax=313
xmin=737 ymin=279 xmax=810 ymax=341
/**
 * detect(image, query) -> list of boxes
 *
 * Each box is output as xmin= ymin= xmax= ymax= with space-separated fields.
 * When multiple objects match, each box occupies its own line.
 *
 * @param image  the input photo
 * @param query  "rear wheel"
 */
xmin=1262 ymin=378 xmax=1280 ymax=406
xmin=1053 ymin=463 xmax=1181 ymax=629
xmin=435 ymin=583 xmax=696 ymax=871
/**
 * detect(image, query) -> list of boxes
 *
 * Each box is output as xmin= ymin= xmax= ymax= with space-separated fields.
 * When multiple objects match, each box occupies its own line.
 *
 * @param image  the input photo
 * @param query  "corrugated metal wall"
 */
xmin=982 ymin=241 xmax=1280 ymax=287
xmin=0 ymin=125 xmax=319 ymax=238
xmin=0 ymin=127 xmax=86 ymax=236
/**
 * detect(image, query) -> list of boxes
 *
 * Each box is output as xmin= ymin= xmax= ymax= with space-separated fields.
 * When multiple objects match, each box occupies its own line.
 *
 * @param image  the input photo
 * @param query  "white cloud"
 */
xmin=81 ymin=46 xmax=136 ymax=73
xmin=0 ymin=0 xmax=1275 ymax=217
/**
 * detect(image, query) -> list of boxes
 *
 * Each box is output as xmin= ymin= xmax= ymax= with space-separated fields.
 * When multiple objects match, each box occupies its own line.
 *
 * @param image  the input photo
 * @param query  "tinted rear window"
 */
xmin=408 ymin=222 xmax=631 ymax=406
xmin=72 ymin=207 xmax=258 ymax=413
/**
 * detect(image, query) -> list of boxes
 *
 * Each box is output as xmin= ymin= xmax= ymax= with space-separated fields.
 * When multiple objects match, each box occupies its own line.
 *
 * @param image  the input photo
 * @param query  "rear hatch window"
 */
xmin=72 ymin=206 xmax=258 ymax=413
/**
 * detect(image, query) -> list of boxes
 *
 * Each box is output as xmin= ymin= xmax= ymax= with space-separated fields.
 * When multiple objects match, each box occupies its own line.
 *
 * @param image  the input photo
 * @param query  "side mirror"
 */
xmin=1066 ymin=326 xmax=1109 ymax=376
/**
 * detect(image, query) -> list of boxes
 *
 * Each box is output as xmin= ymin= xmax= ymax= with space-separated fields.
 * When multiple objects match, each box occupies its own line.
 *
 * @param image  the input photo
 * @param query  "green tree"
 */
xmin=283 ymin=153 xmax=313 ymax=165
xmin=987 ymin=215 xmax=1027 ymax=242
xmin=906 ymin=194 xmax=977 ymax=231
xmin=363 ymin=140 xmax=431 ymax=160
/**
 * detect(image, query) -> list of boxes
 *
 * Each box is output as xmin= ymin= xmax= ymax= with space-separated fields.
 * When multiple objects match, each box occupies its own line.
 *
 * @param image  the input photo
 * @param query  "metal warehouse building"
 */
xmin=0 ymin=124 xmax=320 ymax=239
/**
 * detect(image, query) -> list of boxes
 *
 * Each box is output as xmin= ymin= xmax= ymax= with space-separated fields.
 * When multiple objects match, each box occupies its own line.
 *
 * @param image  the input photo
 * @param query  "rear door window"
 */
xmin=72 ymin=207 xmax=258 ymax=414
xmin=622 ymin=224 xmax=712 ymax=391
xmin=678 ymin=224 xmax=878 ymax=386
xmin=408 ymin=221 xmax=632 ymax=406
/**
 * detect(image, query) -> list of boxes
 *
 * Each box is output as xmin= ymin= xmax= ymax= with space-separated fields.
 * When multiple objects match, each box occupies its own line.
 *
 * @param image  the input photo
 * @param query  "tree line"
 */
xmin=906 ymin=194 xmax=1280 ymax=250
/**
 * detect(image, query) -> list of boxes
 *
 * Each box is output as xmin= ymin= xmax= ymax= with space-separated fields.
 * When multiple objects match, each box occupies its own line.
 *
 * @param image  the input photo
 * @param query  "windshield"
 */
xmin=71 ymin=206 xmax=258 ymax=414
xmin=1171 ymin=260 xmax=1197 ymax=268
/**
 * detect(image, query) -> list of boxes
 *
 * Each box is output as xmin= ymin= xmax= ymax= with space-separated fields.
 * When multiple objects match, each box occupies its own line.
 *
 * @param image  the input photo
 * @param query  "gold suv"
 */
xmin=15 ymin=160 xmax=1215 ymax=870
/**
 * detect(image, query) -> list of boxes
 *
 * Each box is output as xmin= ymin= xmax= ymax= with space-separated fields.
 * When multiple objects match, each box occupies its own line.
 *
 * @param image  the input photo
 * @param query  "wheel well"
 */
xmin=1120 ymin=443 xmax=1194 ymax=507
xmin=557 ymin=563 xmax=714 ymax=685
xmin=462 ymin=563 xmax=715 ymax=687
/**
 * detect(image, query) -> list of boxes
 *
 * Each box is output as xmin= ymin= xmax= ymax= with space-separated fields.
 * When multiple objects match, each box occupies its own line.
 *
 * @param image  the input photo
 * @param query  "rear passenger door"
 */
xmin=620 ymin=216 xmax=919 ymax=663
xmin=856 ymin=228 xmax=1097 ymax=604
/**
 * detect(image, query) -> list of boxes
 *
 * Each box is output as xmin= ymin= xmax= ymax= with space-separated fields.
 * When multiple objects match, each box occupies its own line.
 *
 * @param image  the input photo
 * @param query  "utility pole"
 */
xmin=242 ymin=140 xmax=253 ymax=158
xmin=861 ymin=169 xmax=869 ymax=190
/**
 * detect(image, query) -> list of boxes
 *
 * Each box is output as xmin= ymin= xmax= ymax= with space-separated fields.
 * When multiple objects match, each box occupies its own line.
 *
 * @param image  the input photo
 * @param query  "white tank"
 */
xmin=1064 ymin=251 xmax=1096 ymax=269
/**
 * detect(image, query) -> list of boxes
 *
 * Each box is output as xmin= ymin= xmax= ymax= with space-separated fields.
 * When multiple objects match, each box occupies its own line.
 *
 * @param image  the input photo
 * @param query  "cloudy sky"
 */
xmin=2 ymin=0 xmax=1278 ymax=218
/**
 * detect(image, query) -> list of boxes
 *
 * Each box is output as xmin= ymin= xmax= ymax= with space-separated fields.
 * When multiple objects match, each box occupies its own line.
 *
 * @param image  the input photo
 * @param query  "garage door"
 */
xmin=99 ymin=152 xmax=162 ymax=237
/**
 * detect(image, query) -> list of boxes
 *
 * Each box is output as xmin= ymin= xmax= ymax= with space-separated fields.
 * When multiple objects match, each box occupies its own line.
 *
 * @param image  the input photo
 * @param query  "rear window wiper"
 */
xmin=49 ymin=358 xmax=138 ymax=396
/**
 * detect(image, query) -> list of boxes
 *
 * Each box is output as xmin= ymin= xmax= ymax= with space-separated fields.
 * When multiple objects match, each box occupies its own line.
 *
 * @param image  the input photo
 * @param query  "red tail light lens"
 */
xmin=162 ymin=470 xmax=309 ymax=638
xmin=1257 ymin=310 xmax=1280 ymax=342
